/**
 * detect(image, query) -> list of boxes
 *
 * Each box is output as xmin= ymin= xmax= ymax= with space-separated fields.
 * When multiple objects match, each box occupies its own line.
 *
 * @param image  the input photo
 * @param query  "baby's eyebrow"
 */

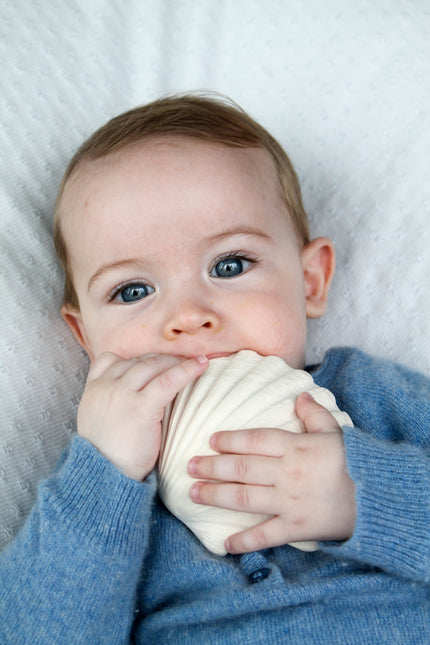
xmin=87 ymin=228 xmax=271 ymax=291
xmin=203 ymin=226 xmax=272 ymax=244
xmin=88 ymin=259 xmax=144 ymax=291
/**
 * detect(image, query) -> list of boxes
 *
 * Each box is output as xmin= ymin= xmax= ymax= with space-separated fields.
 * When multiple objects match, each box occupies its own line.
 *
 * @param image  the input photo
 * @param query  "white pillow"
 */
xmin=1 ymin=0 xmax=429 ymax=549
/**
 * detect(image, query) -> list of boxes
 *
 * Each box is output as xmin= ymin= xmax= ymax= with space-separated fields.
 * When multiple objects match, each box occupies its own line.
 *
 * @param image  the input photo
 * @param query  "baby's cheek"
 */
xmin=265 ymin=324 xmax=306 ymax=368
xmin=234 ymin=293 xmax=306 ymax=367
xmin=94 ymin=323 xmax=151 ymax=359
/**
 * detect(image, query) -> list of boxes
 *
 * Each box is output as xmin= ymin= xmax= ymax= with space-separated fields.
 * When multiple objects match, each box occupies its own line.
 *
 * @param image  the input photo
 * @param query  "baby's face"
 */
xmin=60 ymin=138 xmax=331 ymax=368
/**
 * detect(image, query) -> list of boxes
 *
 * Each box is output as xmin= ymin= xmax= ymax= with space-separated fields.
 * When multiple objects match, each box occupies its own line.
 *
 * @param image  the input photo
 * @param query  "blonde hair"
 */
xmin=54 ymin=93 xmax=310 ymax=308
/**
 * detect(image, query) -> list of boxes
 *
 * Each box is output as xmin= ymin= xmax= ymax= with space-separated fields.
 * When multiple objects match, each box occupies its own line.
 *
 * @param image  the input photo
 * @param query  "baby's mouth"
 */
xmin=205 ymin=352 xmax=233 ymax=360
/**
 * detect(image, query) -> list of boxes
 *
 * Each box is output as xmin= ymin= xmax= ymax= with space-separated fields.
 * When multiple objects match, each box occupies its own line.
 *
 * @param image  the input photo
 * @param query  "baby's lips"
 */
xmin=205 ymin=352 xmax=234 ymax=360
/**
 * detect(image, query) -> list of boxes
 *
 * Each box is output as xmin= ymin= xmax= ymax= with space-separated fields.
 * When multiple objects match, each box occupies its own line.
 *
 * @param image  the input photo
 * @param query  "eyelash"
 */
xmin=107 ymin=279 xmax=154 ymax=303
xmin=106 ymin=251 xmax=259 ymax=303
xmin=209 ymin=251 xmax=258 ymax=277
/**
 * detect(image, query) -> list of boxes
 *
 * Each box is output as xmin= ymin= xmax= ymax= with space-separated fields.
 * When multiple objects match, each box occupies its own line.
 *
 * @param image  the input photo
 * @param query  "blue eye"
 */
xmin=211 ymin=256 xmax=251 ymax=279
xmin=113 ymin=283 xmax=155 ymax=303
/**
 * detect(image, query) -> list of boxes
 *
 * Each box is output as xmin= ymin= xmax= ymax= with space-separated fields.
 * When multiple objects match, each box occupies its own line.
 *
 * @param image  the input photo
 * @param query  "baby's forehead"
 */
xmin=76 ymin=135 xmax=277 ymax=178
xmin=58 ymin=134 xmax=300 ymax=274
xmin=63 ymin=136 xmax=281 ymax=212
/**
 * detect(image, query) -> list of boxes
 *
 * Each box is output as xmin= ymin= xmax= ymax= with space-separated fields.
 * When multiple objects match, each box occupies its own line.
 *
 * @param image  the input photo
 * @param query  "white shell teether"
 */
xmin=158 ymin=350 xmax=353 ymax=556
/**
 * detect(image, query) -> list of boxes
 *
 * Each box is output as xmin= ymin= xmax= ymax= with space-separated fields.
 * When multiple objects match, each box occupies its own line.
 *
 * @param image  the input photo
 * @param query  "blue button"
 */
xmin=248 ymin=567 xmax=270 ymax=584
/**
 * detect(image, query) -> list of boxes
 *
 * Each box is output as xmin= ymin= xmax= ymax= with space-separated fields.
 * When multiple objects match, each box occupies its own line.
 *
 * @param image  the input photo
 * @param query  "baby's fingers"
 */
xmin=88 ymin=352 xmax=201 ymax=389
xmin=225 ymin=516 xmax=286 ymax=554
xmin=87 ymin=351 xmax=124 ymax=381
xmin=142 ymin=355 xmax=209 ymax=410
xmin=295 ymin=392 xmax=341 ymax=434
xmin=190 ymin=481 xmax=279 ymax=516
xmin=188 ymin=454 xmax=277 ymax=485
xmin=210 ymin=427 xmax=289 ymax=457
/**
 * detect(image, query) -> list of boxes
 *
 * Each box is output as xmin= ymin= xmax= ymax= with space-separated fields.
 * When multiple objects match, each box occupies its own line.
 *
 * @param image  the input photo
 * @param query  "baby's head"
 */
xmin=55 ymin=93 xmax=334 ymax=368
xmin=55 ymin=94 xmax=311 ymax=308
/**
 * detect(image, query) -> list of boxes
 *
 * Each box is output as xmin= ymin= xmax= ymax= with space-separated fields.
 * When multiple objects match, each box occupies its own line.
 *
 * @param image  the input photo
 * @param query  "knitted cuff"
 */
xmin=41 ymin=436 xmax=157 ymax=557
xmin=321 ymin=426 xmax=430 ymax=581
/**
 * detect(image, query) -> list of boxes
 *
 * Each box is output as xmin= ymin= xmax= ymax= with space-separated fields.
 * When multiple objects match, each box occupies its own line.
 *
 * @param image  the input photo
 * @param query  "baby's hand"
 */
xmin=188 ymin=393 xmax=356 ymax=553
xmin=78 ymin=352 xmax=208 ymax=481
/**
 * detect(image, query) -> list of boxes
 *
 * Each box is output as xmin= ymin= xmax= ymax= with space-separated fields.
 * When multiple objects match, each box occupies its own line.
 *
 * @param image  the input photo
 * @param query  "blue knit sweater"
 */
xmin=1 ymin=348 xmax=429 ymax=644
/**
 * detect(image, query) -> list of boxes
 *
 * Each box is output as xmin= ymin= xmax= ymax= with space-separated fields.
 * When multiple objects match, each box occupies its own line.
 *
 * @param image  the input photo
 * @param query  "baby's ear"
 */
xmin=61 ymin=305 xmax=94 ymax=361
xmin=301 ymin=237 xmax=335 ymax=318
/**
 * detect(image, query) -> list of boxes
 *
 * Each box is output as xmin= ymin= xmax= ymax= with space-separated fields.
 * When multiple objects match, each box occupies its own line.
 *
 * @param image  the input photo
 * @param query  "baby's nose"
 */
xmin=163 ymin=301 xmax=221 ymax=340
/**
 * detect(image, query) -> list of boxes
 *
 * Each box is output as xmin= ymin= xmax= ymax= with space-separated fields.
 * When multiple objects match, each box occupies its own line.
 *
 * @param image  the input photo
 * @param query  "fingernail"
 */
xmin=187 ymin=457 xmax=198 ymax=475
xmin=225 ymin=538 xmax=232 ymax=553
xmin=302 ymin=392 xmax=313 ymax=400
xmin=190 ymin=482 xmax=201 ymax=501
xmin=196 ymin=355 xmax=208 ymax=365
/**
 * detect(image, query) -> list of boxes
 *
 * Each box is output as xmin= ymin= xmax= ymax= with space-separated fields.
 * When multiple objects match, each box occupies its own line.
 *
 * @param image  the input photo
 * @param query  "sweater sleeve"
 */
xmin=315 ymin=348 xmax=430 ymax=582
xmin=321 ymin=425 xmax=430 ymax=582
xmin=0 ymin=436 xmax=157 ymax=645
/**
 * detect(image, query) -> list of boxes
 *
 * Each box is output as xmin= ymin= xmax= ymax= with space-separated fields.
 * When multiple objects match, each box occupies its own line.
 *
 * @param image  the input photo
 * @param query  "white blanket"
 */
xmin=1 ymin=0 xmax=429 ymax=549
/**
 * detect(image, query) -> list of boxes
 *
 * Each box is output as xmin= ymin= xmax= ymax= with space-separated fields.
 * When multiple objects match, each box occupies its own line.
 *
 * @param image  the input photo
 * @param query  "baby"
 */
xmin=1 ymin=94 xmax=429 ymax=644
xmin=56 ymin=94 xmax=354 ymax=550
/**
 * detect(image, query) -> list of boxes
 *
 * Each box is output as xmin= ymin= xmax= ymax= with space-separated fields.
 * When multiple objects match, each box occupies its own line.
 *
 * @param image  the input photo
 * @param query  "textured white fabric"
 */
xmin=0 ymin=0 xmax=429 ymax=549
xmin=159 ymin=351 xmax=353 ymax=555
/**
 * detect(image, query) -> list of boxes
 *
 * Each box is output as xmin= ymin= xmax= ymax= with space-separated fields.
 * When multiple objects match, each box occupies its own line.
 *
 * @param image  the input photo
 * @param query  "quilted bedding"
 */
xmin=0 ymin=0 xmax=429 ymax=549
